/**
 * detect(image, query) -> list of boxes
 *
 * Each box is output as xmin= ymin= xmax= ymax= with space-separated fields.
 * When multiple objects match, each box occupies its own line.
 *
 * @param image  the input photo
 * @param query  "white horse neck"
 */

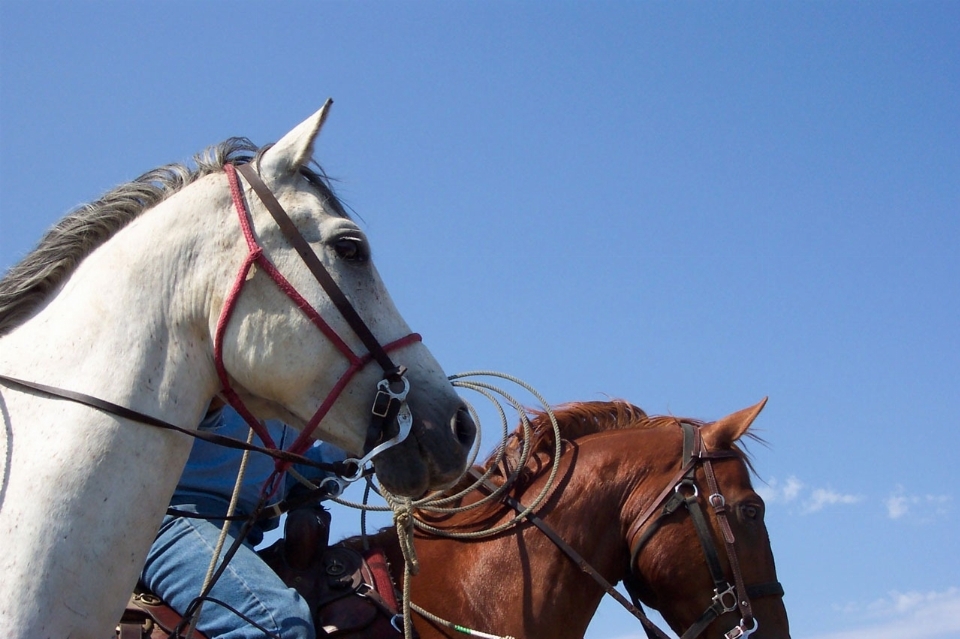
xmin=0 ymin=174 xmax=236 ymax=638
xmin=1 ymin=175 xmax=236 ymax=410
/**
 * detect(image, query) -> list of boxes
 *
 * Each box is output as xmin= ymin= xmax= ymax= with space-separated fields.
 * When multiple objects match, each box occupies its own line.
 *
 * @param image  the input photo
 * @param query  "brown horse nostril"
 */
xmin=453 ymin=405 xmax=477 ymax=449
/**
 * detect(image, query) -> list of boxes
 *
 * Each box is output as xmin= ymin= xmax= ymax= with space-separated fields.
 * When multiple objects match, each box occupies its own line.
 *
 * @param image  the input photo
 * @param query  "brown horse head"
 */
xmin=624 ymin=399 xmax=790 ymax=638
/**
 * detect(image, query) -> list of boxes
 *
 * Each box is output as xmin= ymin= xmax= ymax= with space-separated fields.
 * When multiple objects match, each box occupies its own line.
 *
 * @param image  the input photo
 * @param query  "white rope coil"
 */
xmin=332 ymin=371 xmax=562 ymax=639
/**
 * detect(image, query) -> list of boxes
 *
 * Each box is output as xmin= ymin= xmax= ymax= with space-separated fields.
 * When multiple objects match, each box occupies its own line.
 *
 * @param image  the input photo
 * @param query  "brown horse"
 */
xmin=121 ymin=400 xmax=790 ymax=639
xmin=345 ymin=399 xmax=790 ymax=639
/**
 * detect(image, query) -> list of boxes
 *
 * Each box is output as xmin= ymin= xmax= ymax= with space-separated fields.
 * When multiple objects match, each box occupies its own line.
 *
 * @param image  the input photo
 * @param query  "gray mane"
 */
xmin=0 ymin=138 xmax=346 ymax=336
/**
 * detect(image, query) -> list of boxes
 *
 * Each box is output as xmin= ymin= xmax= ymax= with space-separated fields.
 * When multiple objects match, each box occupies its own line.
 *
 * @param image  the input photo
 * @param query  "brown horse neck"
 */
xmin=400 ymin=441 xmax=638 ymax=639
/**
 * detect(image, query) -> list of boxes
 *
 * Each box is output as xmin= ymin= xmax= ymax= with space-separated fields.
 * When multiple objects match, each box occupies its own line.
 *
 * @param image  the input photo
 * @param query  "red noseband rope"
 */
xmin=215 ymin=163 xmax=420 ymax=484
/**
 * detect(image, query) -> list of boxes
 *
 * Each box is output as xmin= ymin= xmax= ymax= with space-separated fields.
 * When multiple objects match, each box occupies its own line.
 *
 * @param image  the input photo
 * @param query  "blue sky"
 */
xmin=1 ymin=3 xmax=958 ymax=638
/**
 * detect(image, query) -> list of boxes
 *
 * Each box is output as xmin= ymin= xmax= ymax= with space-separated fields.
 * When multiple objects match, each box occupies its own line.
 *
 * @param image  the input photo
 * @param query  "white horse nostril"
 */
xmin=453 ymin=406 xmax=477 ymax=449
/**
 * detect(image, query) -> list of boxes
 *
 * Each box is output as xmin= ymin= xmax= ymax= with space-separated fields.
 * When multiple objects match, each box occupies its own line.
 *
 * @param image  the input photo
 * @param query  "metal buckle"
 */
xmin=371 ymin=377 xmax=410 ymax=418
xmin=674 ymin=481 xmax=699 ymax=498
xmin=340 ymin=375 xmax=414 ymax=482
xmin=724 ymin=618 xmax=758 ymax=639
xmin=318 ymin=475 xmax=346 ymax=498
xmin=339 ymin=459 xmax=366 ymax=483
xmin=713 ymin=584 xmax=738 ymax=613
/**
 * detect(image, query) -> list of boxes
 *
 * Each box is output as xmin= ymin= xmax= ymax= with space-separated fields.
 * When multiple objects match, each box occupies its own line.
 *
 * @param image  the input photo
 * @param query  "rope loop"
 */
xmin=331 ymin=371 xmax=560 ymax=639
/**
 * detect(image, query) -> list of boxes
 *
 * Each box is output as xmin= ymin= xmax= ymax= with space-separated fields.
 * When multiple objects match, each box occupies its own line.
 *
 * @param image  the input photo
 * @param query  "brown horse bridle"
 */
xmin=477 ymin=420 xmax=783 ymax=639
xmin=622 ymin=421 xmax=785 ymax=639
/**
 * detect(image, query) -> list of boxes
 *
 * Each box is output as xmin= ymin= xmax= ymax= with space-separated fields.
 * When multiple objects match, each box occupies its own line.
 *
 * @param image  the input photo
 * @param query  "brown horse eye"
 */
xmin=741 ymin=504 xmax=761 ymax=520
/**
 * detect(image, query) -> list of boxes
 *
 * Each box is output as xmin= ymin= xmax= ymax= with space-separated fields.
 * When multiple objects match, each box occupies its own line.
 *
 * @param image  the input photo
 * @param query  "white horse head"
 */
xmin=0 ymin=102 xmax=475 ymax=638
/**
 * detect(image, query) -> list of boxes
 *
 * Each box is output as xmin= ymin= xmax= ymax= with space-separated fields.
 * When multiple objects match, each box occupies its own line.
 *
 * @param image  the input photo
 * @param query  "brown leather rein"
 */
xmin=472 ymin=420 xmax=783 ymax=639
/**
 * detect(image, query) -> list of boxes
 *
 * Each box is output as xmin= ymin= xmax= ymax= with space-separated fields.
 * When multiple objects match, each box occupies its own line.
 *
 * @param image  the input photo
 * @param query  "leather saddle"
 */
xmin=117 ymin=507 xmax=406 ymax=639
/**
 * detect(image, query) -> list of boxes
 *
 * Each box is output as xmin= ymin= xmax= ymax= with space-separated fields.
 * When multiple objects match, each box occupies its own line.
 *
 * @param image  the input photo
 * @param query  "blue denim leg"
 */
xmin=141 ymin=513 xmax=314 ymax=639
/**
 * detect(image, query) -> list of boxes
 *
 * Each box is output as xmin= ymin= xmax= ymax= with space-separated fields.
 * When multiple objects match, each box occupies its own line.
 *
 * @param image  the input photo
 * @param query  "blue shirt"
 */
xmin=171 ymin=407 xmax=344 ymax=531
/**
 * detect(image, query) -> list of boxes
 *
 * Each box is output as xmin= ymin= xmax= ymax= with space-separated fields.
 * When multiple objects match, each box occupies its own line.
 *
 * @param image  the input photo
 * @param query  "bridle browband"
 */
xmin=622 ymin=421 xmax=784 ymax=639
xmin=474 ymin=421 xmax=784 ymax=639
xmin=0 ymin=161 xmax=423 ymax=489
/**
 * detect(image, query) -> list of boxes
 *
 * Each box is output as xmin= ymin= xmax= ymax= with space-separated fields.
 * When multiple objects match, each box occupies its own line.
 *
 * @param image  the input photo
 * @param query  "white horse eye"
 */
xmin=333 ymin=237 xmax=368 ymax=262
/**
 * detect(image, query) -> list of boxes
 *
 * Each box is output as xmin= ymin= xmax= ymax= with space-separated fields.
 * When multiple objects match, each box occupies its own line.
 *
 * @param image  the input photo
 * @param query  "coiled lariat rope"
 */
xmin=162 ymin=373 xmax=557 ymax=639
xmin=328 ymin=371 xmax=563 ymax=639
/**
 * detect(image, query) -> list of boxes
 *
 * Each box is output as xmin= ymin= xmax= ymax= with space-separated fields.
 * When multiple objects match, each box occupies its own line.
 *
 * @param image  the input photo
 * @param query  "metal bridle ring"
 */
xmin=675 ymin=482 xmax=699 ymax=498
xmin=339 ymin=460 xmax=365 ymax=483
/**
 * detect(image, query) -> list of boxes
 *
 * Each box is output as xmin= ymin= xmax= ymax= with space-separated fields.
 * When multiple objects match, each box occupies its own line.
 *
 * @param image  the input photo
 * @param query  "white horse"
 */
xmin=0 ymin=102 xmax=476 ymax=638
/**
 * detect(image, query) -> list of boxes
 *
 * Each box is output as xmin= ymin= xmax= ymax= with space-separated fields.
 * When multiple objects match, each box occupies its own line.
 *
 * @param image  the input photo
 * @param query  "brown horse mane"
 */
xmin=485 ymin=400 xmax=708 ymax=479
xmin=473 ymin=399 xmax=758 ymax=506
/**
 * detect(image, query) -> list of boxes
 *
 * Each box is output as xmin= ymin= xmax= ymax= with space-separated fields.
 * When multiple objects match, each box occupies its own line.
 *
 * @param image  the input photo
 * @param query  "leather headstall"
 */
xmin=622 ymin=422 xmax=785 ymax=639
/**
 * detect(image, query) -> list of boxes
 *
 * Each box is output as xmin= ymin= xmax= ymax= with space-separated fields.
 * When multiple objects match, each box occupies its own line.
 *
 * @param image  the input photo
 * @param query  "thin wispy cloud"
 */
xmin=757 ymin=476 xmax=862 ymax=514
xmin=801 ymin=587 xmax=960 ymax=639
xmin=802 ymin=488 xmax=863 ymax=514
xmin=756 ymin=475 xmax=804 ymax=504
xmin=885 ymin=485 xmax=952 ymax=521
xmin=759 ymin=477 xmax=954 ymax=519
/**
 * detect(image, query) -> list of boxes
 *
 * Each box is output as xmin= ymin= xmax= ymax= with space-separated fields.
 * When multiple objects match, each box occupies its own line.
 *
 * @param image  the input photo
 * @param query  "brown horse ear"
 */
xmin=701 ymin=398 xmax=768 ymax=449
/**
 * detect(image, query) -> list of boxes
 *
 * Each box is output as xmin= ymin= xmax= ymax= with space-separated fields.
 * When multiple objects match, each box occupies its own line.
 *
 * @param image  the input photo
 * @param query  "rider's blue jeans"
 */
xmin=140 ymin=501 xmax=314 ymax=639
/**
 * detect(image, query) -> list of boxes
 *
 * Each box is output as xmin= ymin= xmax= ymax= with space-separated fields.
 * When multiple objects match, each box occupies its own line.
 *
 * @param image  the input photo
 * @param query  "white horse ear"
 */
xmin=260 ymin=99 xmax=333 ymax=178
xmin=701 ymin=397 xmax=768 ymax=449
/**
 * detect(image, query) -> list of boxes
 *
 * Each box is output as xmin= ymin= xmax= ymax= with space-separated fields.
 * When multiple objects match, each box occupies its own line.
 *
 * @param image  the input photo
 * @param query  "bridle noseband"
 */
xmin=623 ymin=421 xmax=784 ymax=639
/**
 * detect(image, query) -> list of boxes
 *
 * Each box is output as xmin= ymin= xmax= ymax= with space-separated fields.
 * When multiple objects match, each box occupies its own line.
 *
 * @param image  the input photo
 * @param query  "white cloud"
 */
xmin=762 ymin=479 xmax=954 ymax=520
xmin=886 ymin=487 xmax=910 ymax=519
xmin=756 ymin=475 xmax=804 ymax=504
xmin=885 ymin=485 xmax=952 ymax=521
xmin=801 ymin=587 xmax=960 ymax=639
xmin=759 ymin=476 xmax=863 ymax=515
xmin=801 ymin=488 xmax=863 ymax=514
xmin=756 ymin=475 xmax=863 ymax=514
